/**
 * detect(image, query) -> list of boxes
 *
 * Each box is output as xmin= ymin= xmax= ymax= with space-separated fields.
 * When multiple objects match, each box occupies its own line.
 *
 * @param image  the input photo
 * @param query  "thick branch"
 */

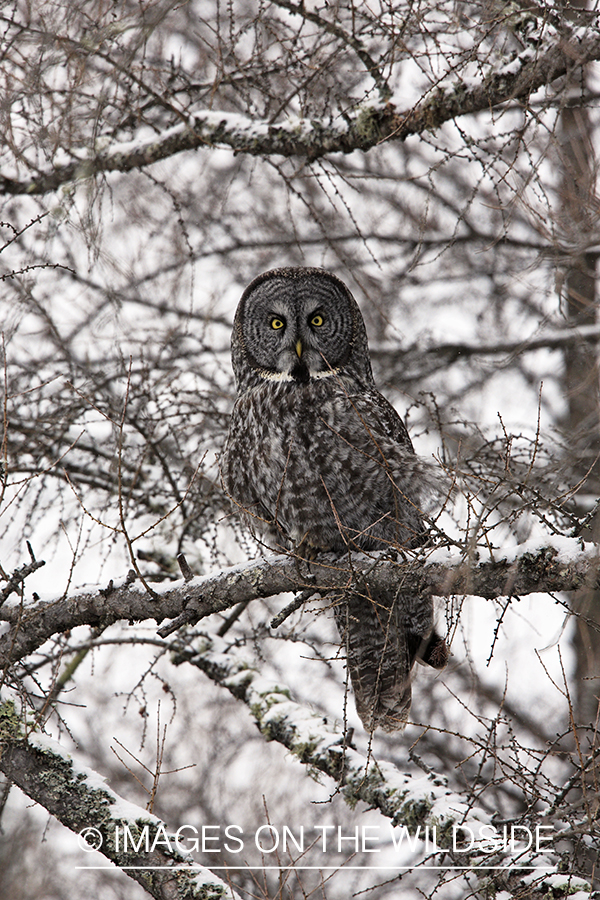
xmin=0 ymin=538 xmax=597 ymax=668
xmin=171 ymin=634 xmax=594 ymax=899
xmin=1 ymin=26 xmax=599 ymax=196
xmin=0 ymin=700 xmax=241 ymax=900
xmin=171 ymin=633 xmax=485 ymax=831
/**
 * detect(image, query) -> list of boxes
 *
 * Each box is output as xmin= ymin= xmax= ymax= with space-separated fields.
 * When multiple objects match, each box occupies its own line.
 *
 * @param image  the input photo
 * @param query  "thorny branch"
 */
xmin=0 ymin=542 xmax=45 ymax=607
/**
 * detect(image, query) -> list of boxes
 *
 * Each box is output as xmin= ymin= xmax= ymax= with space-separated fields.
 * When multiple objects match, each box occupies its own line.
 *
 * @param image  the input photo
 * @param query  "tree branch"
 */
xmin=171 ymin=633 xmax=595 ymax=899
xmin=371 ymin=323 xmax=600 ymax=372
xmin=172 ymin=632 xmax=476 ymax=830
xmin=0 ymin=542 xmax=45 ymax=606
xmin=269 ymin=0 xmax=392 ymax=100
xmin=1 ymin=25 xmax=599 ymax=196
xmin=0 ymin=700 xmax=241 ymax=900
xmin=0 ymin=538 xmax=597 ymax=669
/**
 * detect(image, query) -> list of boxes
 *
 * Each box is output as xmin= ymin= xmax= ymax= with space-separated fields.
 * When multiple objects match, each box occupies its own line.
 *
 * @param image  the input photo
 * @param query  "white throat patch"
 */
xmin=258 ymin=367 xmax=342 ymax=383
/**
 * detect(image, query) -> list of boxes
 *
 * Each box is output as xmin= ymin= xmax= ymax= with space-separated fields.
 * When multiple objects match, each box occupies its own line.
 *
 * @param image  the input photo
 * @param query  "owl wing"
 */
xmin=349 ymin=388 xmax=435 ymax=542
xmin=332 ymin=387 xmax=446 ymax=732
xmin=220 ymin=400 xmax=269 ymax=531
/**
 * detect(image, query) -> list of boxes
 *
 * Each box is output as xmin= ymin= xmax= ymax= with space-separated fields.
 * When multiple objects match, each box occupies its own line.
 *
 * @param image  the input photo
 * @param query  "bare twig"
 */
xmin=0 ymin=544 xmax=46 ymax=607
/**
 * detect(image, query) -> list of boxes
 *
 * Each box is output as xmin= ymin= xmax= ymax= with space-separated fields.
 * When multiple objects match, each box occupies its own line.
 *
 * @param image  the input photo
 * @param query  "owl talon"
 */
xmin=295 ymin=536 xmax=321 ymax=561
xmin=293 ymin=558 xmax=317 ymax=582
xmin=416 ymin=630 xmax=449 ymax=669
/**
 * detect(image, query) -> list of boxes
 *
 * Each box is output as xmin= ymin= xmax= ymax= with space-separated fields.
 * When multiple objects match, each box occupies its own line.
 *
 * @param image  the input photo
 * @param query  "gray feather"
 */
xmin=221 ymin=267 xmax=446 ymax=732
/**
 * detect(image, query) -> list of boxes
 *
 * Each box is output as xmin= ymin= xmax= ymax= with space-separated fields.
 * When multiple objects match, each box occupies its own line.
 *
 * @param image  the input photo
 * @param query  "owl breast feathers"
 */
xmin=221 ymin=267 xmax=447 ymax=732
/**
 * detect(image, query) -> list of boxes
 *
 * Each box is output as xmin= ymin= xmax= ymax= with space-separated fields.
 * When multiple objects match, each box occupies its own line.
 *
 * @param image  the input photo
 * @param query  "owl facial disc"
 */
xmin=230 ymin=267 xmax=376 ymax=393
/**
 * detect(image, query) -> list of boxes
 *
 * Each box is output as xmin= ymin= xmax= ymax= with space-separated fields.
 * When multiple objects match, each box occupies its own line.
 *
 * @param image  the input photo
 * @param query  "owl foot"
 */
xmin=415 ymin=629 xmax=449 ymax=669
xmin=294 ymin=534 xmax=328 ymax=562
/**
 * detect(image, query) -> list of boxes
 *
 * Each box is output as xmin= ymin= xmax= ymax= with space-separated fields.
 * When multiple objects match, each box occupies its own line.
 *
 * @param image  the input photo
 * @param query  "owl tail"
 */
xmin=334 ymin=588 xmax=447 ymax=733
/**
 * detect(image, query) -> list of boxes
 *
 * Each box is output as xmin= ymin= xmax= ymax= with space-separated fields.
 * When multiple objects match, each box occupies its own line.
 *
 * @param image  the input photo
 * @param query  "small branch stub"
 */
xmin=176 ymin=553 xmax=194 ymax=583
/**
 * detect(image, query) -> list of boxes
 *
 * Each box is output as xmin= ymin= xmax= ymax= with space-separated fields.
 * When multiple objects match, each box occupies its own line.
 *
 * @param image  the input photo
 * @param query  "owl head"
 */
xmin=231 ymin=267 xmax=375 ymax=393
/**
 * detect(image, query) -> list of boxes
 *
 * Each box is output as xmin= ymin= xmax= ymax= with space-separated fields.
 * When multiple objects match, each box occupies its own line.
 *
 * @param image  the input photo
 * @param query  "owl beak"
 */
xmin=295 ymin=339 xmax=303 ymax=358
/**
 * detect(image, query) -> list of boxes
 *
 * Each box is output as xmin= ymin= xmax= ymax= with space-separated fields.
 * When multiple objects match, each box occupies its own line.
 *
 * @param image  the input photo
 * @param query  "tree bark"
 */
xmin=558 ymin=0 xmax=600 ymax=730
xmin=1 ymin=540 xmax=598 ymax=669
xmin=0 ymin=702 xmax=241 ymax=900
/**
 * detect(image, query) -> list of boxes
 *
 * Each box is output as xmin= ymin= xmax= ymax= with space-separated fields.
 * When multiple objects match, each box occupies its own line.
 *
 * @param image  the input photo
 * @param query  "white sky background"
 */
xmin=0 ymin=178 xmax=577 ymax=897
xmin=0 ymin=4 xmax=596 ymax=898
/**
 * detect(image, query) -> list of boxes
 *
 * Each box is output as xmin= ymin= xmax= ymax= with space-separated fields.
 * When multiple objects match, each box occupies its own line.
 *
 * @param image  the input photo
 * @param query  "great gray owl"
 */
xmin=221 ymin=267 xmax=447 ymax=732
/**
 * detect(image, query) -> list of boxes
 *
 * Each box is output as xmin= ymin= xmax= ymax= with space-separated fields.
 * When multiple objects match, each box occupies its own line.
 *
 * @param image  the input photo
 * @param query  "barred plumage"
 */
xmin=221 ymin=267 xmax=446 ymax=732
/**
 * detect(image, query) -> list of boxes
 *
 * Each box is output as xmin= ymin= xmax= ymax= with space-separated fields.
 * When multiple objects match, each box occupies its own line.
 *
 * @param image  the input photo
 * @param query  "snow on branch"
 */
xmin=172 ymin=630 xmax=484 ymax=829
xmin=171 ymin=633 xmax=595 ymax=899
xmin=0 ymin=699 xmax=242 ymax=900
xmin=0 ymin=539 xmax=597 ymax=668
xmin=1 ymin=25 xmax=599 ymax=196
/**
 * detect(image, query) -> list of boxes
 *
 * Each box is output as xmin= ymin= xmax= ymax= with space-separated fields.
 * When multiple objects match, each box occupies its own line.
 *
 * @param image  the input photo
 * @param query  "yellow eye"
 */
xmin=270 ymin=317 xmax=285 ymax=330
xmin=311 ymin=313 xmax=324 ymax=327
